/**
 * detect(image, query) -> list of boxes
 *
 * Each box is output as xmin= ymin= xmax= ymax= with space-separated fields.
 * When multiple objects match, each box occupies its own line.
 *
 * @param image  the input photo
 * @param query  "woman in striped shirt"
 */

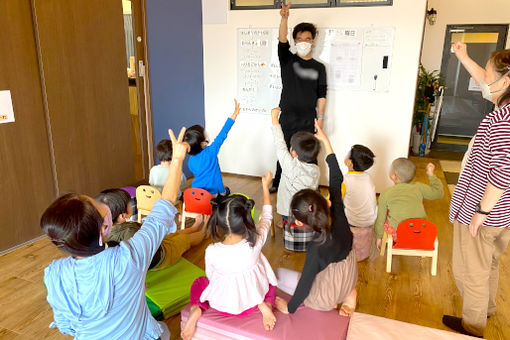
xmin=443 ymin=43 xmax=510 ymax=338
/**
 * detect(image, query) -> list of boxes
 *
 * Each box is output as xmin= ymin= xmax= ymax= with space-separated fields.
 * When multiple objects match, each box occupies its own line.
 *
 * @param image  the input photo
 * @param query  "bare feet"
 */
xmin=274 ymin=296 xmax=289 ymax=314
xmin=181 ymin=305 xmax=202 ymax=340
xmin=339 ymin=289 xmax=357 ymax=316
xmin=258 ymin=302 xmax=277 ymax=331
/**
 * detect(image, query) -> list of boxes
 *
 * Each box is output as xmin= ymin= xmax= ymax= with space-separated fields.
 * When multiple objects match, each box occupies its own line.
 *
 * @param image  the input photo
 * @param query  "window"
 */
xmin=231 ymin=0 xmax=392 ymax=10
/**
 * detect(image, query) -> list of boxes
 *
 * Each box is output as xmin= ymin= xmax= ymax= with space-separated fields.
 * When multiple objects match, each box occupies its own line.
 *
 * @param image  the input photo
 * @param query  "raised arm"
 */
xmin=420 ymin=163 xmax=444 ymax=200
xmin=452 ymin=42 xmax=486 ymax=85
xmin=271 ymin=108 xmax=295 ymax=169
xmin=209 ymin=100 xmax=239 ymax=154
xmin=255 ymin=171 xmax=274 ymax=247
xmin=162 ymin=127 xmax=189 ymax=204
xmin=279 ymin=3 xmax=290 ymax=43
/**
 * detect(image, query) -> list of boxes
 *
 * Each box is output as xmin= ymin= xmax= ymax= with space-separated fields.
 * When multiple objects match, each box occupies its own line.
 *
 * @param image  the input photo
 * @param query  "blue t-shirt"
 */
xmin=188 ymin=118 xmax=234 ymax=194
xmin=44 ymin=200 xmax=177 ymax=340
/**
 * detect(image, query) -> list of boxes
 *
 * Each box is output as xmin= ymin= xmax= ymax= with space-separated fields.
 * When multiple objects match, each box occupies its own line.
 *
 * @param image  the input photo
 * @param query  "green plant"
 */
xmin=413 ymin=64 xmax=444 ymax=129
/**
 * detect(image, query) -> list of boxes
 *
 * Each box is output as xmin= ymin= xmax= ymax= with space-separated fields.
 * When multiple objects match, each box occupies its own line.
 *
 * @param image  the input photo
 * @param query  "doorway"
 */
xmin=437 ymin=24 xmax=508 ymax=137
xmin=122 ymin=0 xmax=152 ymax=180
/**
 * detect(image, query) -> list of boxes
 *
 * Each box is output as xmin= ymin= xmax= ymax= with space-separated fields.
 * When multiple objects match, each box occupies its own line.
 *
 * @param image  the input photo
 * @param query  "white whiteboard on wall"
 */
xmin=237 ymin=27 xmax=395 ymax=114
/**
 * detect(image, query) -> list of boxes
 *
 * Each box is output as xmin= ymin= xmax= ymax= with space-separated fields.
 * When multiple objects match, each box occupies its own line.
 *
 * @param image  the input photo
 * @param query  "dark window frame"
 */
xmin=230 ymin=0 xmax=392 ymax=10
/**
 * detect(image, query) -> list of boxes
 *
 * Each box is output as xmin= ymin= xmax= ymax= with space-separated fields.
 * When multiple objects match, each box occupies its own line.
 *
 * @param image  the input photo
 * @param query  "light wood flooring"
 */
xmin=1 ymin=157 xmax=509 ymax=340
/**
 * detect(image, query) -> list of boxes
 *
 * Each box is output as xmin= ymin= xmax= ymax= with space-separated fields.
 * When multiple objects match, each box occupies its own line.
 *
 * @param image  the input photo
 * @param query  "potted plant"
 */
xmin=411 ymin=64 xmax=444 ymax=155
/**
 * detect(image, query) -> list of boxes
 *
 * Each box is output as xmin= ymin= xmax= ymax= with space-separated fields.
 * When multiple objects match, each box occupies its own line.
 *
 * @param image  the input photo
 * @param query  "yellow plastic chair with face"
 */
xmin=136 ymin=185 xmax=162 ymax=223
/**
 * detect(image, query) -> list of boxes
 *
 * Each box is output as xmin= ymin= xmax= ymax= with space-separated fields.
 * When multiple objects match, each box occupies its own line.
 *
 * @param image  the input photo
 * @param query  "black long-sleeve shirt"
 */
xmin=278 ymin=42 xmax=327 ymax=130
xmin=287 ymin=153 xmax=354 ymax=313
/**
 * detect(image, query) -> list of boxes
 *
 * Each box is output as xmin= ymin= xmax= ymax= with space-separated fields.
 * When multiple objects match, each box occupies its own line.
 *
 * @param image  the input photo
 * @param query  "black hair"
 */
xmin=290 ymin=189 xmax=330 ymax=243
xmin=490 ymin=49 xmax=510 ymax=107
xmin=184 ymin=125 xmax=206 ymax=156
xmin=156 ymin=139 xmax=173 ymax=162
xmin=107 ymin=221 xmax=163 ymax=269
xmin=95 ymin=188 xmax=131 ymax=223
xmin=290 ymin=131 xmax=320 ymax=163
xmin=292 ymin=22 xmax=317 ymax=40
xmin=349 ymin=144 xmax=375 ymax=171
xmin=40 ymin=193 xmax=105 ymax=257
xmin=206 ymin=194 xmax=258 ymax=247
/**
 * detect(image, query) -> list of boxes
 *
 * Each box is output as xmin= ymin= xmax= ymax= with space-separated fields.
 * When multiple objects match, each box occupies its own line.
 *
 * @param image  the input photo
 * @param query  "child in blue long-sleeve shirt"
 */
xmin=40 ymin=128 xmax=189 ymax=340
xmin=184 ymin=99 xmax=240 ymax=195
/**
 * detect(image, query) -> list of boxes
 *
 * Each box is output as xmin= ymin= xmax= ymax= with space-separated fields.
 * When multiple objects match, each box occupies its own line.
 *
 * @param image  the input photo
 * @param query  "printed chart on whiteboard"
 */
xmin=237 ymin=28 xmax=281 ymax=115
xmin=237 ymin=27 xmax=395 ymax=114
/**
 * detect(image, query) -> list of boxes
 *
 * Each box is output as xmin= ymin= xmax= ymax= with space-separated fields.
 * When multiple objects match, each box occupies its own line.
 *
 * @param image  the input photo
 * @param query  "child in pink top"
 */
xmin=181 ymin=171 xmax=278 ymax=340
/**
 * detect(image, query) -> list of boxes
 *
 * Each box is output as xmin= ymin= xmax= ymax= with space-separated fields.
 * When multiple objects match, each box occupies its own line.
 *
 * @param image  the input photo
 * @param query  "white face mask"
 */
xmin=480 ymin=69 xmax=510 ymax=102
xmin=295 ymin=42 xmax=312 ymax=57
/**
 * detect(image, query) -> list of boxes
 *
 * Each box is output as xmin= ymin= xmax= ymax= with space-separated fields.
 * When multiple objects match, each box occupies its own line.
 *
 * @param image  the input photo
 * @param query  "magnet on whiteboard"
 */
xmin=137 ymin=36 xmax=142 ymax=42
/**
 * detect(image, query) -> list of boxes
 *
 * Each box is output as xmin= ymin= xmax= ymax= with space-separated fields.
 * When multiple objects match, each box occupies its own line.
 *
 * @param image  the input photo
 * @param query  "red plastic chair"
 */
xmin=181 ymin=188 xmax=212 ymax=229
xmin=385 ymin=218 xmax=438 ymax=276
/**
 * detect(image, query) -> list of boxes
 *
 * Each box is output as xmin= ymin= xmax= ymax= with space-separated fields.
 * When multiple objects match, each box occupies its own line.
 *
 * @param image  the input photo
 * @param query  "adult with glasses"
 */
xmin=444 ymin=42 xmax=510 ymax=338
xmin=269 ymin=2 xmax=327 ymax=193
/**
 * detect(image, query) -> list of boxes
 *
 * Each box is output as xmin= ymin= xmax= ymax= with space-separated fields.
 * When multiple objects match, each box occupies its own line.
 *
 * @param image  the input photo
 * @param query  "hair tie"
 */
xmin=308 ymin=204 xmax=313 ymax=212
xmin=225 ymin=200 xmax=233 ymax=233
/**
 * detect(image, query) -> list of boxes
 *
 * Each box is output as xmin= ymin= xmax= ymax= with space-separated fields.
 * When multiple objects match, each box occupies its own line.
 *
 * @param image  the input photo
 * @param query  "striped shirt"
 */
xmin=449 ymin=103 xmax=510 ymax=228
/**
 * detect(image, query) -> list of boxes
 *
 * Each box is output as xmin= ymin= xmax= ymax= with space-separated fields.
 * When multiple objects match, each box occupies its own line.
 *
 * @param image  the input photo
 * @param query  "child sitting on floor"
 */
xmin=184 ymin=99 xmax=240 ymax=195
xmin=343 ymin=145 xmax=377 ymax=261
xmin=181 ymin=171 xmax=278 ymax=340
xmin=40 ymin=127 xmax=189 ymax=340
xmin=150 ymin=139 xmax=187 ymax=194
xmin=271 ymin=107 xmax=320 ymax=252
xmin=375 ymin=158 xmax=444 ymax=250
xmin=96 ymin=188 xmax=206 ymax=270
xmin=275 ymin=120 xmax=357 ymax=316
xmin=95 ymin=188 xmax=133 ymax=224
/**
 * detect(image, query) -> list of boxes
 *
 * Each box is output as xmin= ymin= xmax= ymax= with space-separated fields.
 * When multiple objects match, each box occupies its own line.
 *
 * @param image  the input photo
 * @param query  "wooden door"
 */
xmin=0 ymin=0 xmax=56 ymax=252
xmin=33 ymin=0 xmax=136 ymax=196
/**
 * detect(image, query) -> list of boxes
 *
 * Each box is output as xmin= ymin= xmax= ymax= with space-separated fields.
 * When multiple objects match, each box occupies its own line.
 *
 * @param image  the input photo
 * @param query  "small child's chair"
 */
xmin=136 ymin=185 xmax=162 ymax=222
xmin=385 ymin=218 xmax=438 ymax=276
xmin=181 ymin=188 xmax=212 ymax=230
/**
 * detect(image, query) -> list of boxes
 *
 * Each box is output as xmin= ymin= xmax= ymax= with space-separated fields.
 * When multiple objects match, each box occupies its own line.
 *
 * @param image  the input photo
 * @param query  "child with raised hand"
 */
xmin=184 ymin=99 xmax=241 ymax=195
xmin=271 ymin=107 xmax=320 ymax=252
xmin=375 ymin=158 xmax=443 ymax=250
xmin=40 ymin=127 xmax=189 ymax=340
xmin=181 ymin=171 xmax=278 ymax=340
xmin=275 ymin=120 xmax=358 ymax=317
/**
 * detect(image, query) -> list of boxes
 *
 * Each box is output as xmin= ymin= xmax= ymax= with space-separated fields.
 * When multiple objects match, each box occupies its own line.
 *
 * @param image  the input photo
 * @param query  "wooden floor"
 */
xmin=1 ymin=157 xmax=509 ymax=340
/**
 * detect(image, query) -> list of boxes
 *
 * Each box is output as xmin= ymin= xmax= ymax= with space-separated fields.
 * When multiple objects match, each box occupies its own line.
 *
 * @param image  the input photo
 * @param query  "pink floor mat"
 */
xmin=180 ymin=294 xmax=350 ymax=340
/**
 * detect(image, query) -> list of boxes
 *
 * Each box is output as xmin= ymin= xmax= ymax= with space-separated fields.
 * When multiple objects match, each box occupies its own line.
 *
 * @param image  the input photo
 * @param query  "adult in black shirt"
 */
xmin=270 ymin=3 xmax=327 ymax=192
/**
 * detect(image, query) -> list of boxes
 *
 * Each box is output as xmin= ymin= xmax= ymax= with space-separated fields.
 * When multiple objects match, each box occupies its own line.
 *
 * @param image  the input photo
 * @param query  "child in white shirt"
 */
xmin=343 ymin=144 xmax=377 ymax=261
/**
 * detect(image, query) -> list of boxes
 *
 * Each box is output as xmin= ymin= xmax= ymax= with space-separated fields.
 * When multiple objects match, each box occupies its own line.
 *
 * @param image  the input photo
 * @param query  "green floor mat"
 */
xmin=145 ymin=257 xmax=205 ymax=320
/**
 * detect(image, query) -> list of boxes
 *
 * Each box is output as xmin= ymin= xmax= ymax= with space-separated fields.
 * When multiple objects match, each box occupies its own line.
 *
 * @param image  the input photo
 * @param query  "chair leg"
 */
xmin=431 ymin=238 xmax=438 ymax=276
xmin=380 ymin=231 xmax=388 ymax=257
xmin=181 ymin=203 xmax=186 ymax=230
xmin=386 ymin=235 xmax=393 ymax=273
xmin=270 ymin=220 xmax=275 ymax=238
xmin=138 ymin=212 xmax=142 ymax=223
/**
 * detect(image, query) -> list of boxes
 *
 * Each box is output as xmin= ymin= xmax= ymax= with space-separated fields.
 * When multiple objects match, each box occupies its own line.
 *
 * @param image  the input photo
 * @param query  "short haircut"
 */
xmin=292 ymin=22 xmax=317 ymax=40
xmin=108 ymin=221 xmax=163 ymax=269
xmin=391 ymin=158 xmax=416 ymax=183
xmin=349 ymin=144 xmax=375 ymax=171
xmin=184 ymin=125 xmax=206 ymax=156
xmin=156 ymin=139 xmax=172 ymax=162
xmin=290 ymin=131 xmax=320 ymax=163
xmin=95 ymin=188 xmax=131 ymax=223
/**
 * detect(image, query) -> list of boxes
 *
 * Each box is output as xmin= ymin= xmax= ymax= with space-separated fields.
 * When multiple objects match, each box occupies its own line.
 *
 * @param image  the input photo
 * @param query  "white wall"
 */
xmin=202 ymin=0 xmax=427 ymax=192
xmin=421 ymin=0 xmax=510 ymax=73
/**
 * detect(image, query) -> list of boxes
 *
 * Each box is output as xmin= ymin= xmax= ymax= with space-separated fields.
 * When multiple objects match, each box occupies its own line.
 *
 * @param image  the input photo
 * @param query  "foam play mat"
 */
xmin=145 ymin=258 xmax=205 ymax=320
xmin=180 ymin=293 xmax=350 ymax=340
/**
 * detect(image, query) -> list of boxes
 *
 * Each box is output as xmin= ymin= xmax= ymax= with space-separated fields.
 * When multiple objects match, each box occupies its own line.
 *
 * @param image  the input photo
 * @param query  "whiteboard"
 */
xmin=237 ymin=27 xmax=395 ymax=114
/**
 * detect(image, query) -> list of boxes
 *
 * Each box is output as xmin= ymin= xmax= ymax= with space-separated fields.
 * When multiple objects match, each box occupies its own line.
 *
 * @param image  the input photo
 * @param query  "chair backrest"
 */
xmin=136 ymin=185 xmax=161 ymax=211
xmin=183 ymin=188 xmax=212 ymax=215
xmin=395 ymin=218 xmax=437 ymax=250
